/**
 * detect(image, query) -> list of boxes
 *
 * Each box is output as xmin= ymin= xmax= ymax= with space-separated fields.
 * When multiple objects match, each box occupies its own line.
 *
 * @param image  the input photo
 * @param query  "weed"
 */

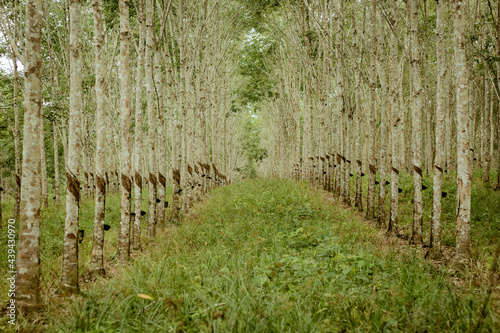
xmin=6 ymin=179 xmax=495 ymax=332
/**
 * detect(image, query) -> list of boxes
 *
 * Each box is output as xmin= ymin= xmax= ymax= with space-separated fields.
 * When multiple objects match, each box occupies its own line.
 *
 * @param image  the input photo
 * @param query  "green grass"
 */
xmin=0 ymin=186 xmax=172 ymax=323
xmin=11 ymin=178 xmax=497 ymax=332
xmin=352 ymin=167 xmax=500 ymax=260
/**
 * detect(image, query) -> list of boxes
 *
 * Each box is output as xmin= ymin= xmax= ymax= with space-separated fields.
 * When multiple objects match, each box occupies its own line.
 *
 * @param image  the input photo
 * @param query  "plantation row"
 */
xmin=1 ymin=0 xmax=242 ymax=312
xmin=1 ymin=0 xmax=500 ymax=323
xmin=257 ymin=0 xmax=500 ymax=266
xmin=7 ymin=179 xmax=500 ymax=332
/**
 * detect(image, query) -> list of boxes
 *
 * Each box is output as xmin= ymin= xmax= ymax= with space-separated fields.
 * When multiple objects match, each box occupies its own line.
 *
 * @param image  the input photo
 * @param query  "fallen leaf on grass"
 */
xmin=137 ymin=294 xmax=154 ymax=300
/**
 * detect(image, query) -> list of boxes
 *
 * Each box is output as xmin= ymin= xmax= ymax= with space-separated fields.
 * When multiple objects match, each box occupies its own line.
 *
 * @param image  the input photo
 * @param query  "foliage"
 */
xmin=235 ymin=29 xmax=276 ymax=109
xmin=102 ymin=0 xmax=137 ymax=28
xmin=238 ymin=115 xmax=267 ymax=178
xmin=0 ymin=69 xmax=24 ymax=177
xmin=235 ymin=0 xmax=280 ymax=30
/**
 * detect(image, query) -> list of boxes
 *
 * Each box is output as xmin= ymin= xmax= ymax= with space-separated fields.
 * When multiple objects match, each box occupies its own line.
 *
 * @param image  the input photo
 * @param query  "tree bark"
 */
xmin=353 ymin=3 xmax=363 ymax=211
xmin=410 ymin=0 xmax=423 ymax=245
xmin=117 ymin=0 xmax=133 ymax=262
xmin=388 ymin=0 xmax=400 ymax=235
xmin=482 ymin=76 xmax=491 ymax=183
xmin=155 ymin=49 xmax=167 ymax=230
xmin=53 ymin=121 xmax=60 ymax=205
xmin=453 ymin=0 xmax=472 ymax=265
xmin=40 ymin=120 xmax=48 ymax=208
xmin=169 ymin=17 xmax=182 ymax=222
xmin=145 ymin=0 xmax=157 ymax=236
xmin=60 ymin=0 xmax=83 ymax=294
xmin=16 ymin=0 xmax=43 ymax=309
xmin=366 ymin=0 xmax=377 ymax=220
xmin=12 ymin=48 xmax=21 ymax=220
xmin=430 ymin=0 xmax=446 ymax=259
xmin=496 ymin=0 xmax=500 ymax=191
xmin=133 ymin=0 xmax=145 ymax=250
xmin=494 ymin=83 xmax=500 ymax=190
xmin=90 ymin=0 xmax=107 ymax=276
xmin=377 ymin=5 xmax=388 ymax=227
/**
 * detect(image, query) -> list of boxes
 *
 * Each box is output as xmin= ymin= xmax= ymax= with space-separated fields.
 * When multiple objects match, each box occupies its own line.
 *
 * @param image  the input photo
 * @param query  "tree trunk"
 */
xmin=171 ymin=117 xmax=182 ymax=222
xmin=303 ymin=78 xmax=311 ymax=184
xmin=496 ymin=0 xmax=500 ymax=191
xmin=430 ymin=0 xmax=446 ymax=259
xmin=60 ymin=0 xmax=83 ymax=295
xmin=40 ymin=119 xmax=48 ymax=208
xmin=133 ymin=0 xmax=145 ymax=250
xmin=12 ymin=49 xmax=21 ymax=220
xmin=16 ymin=0 xmax=43 ymax=309
xmin=353 ymin=5 xmax=363 ymax=211
xmin=53 ymin=121 xmax=60 ymax=205
xmin=453 ymin=0 xmax=471 ymax=265
xmin=366 ymin=0 xmax=377 ymax=220
xmin=182 ymin=43 xmax=194 ymax=211
xmin=169 ymin=17 xmax=181 ymax=222
xmin=410 ymin=0 xmax=423 ymax=245
xmin=145 ymin=0 xmax=157 ymax=236
xmin=90 ymin=0 xmax=107 ymax=276
xmin=117 ymin=0 xmax=133 ymax=262
xmin=82 ymin=145 xmax=89 ymax=199
xmin=377 ymin=5 xmax=388 ymax=227
xmin=482 ymin=76 xmax=491 ymax=183
xmin=388 ymin=0 xmax=400 ymax=234
xmin=494 ymin=83 xmax=500 ymax=190
xmin=446 ymin=72 xmax=454 ymax=177
xmin=154 ymin=48 xmax=167 ymax=230
xmin=338 ymin=1 xmax=350 ymax=206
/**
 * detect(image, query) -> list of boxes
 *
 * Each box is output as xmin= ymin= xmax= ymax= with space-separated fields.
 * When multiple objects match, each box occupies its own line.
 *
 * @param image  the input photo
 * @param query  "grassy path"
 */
xmin=24 ymin=179 xmax=500 ymax=331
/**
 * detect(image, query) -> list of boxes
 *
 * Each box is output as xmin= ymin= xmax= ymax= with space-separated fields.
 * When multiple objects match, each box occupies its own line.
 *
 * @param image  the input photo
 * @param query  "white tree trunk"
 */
xmin=53 ymin=120 xmax=60 ymax=205
xmin=430 ymin=0 xmax=446 ymax=259
xmin=366 ymin=0 xmax=377 ymax=220
xmin=145 ymin=0 xmax=157 ymax=235
xmin=16 ymin=0 xmax=43 ymax=309
xmin=61 ymin=0 xmax=82 ymax=294
xmin=410 ymin=0 xmax=423 ymax=245
xmin=133 ymin=0 xmax=145 ymax=250
xmin=453 ymin=0 xmax=471 ymax=265
xmin=482 ymin=76 xmax=491 ymax=183
xmin=117 ymin=0 xmax=133 ymax=262
xmin=388 ymin=0 xmax=400 ymax=234
xmin=90 ymin=0 xmax=107 ymax=276
xmin=154 ymin=48 xmax=167 ymax=229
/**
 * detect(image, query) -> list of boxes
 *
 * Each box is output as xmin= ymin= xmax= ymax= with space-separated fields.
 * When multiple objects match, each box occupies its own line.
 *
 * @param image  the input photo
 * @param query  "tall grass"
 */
xmin=354 ymin=168 xmax=500 ymax=258
xmin=9 ymin=179 xmax=495 ymax=332
xmin=0 ymin=186 xmax=172 ymax=330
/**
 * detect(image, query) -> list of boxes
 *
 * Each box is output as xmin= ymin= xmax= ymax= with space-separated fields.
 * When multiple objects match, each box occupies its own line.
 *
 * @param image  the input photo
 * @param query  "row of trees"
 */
xmin=259 ymin=0 xmax=499 ymax=264
xmin=1 ymin=0 xmax=244 ymax=310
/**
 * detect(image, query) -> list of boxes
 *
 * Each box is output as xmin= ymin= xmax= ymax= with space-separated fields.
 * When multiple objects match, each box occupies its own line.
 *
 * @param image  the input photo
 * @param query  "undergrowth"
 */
xmin=7 ymin=178 xmax=495 ymax=332
xmin=0 ymin=186 xmax=172 ymax=329
xmin=356 ymin=168 xmax=500 ymax=261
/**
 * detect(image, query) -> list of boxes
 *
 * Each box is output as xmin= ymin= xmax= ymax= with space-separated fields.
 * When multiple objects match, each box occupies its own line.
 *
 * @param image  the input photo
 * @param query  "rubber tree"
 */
xmin=90 ymin=0 xmax=107 ymax=276
xmin=410 ymin=0 xmax=423 ymax=245
xmin=15 ymin=0 xmax=43 ymax=310
xmin=453 ymin=0 xmax=472 ymax=266
xmin=429 ymin=0 xmax=447 ymax=259
xmin=60 ymin=0 xmax=83 ymax=294
xmin=117 ymin=0 xmax=133 ymax=263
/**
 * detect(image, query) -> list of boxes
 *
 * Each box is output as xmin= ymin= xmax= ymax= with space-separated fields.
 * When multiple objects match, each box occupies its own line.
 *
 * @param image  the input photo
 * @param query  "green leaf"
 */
xmin=334 ymin=253 xmax=346 ymax=260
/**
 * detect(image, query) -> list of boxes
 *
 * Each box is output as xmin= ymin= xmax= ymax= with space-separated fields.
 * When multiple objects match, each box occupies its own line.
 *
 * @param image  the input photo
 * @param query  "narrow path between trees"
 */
xmin=39 ymin=179 xmax=498 ymax=332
